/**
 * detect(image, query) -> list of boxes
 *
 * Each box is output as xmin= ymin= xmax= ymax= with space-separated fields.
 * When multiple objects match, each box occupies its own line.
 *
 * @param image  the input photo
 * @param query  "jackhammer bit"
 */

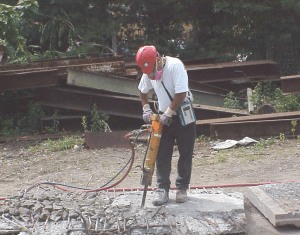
xmin=140 ymin=114 xmax=163 ymax=208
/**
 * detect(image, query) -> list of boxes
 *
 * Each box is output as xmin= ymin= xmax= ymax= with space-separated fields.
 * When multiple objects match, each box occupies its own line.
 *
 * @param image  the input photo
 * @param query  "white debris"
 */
xmin=212 ymin=137 xmax=258 ymax=150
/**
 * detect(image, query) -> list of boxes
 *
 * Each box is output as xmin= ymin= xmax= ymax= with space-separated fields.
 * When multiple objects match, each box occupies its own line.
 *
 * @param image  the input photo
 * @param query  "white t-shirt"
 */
xmin=138 ymin=56 xmax=190 ymax=112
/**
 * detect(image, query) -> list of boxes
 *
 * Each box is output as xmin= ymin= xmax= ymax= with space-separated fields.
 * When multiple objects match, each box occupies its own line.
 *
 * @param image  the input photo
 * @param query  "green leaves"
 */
xmin=0 ymin=0 xmax=39 ymax=63
xmin=224 ymin=91 xmax=243 ymax=110
xmin=1 ymin=0 xmax=300 ymax=77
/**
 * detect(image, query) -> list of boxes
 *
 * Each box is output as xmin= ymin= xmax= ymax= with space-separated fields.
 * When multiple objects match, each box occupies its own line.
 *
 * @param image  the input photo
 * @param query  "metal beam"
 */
xmin=38 ymin=87 xmax=143 ymax=118
xmin=67 ymin=69 xmax=140 ymax=97
xmin=280 ymin=75 xmax=300 ymax=95
xmin=189 ymin=80 xmax=231 ymax=95
xmin=210 ymin=118 xmax=300 ymax=140
xmin=187 ymin=60 xmax=280 ymax=83
xmin=0 ymin=69 xmax=58 ymax=91
xmin=85 ymin=131 xmax=131 ymax=149
xmin=123 ymin=60 xmax=280 ymax=84
xmin=67 ymin=69 xmax=239 ymax=107
xmin=196 ymin=110 xmax=300 ymax=137
xmin=38 ymin=87 xmax=248 ymax=122
xmin=0 ymin=56 xmax=124 ymax=73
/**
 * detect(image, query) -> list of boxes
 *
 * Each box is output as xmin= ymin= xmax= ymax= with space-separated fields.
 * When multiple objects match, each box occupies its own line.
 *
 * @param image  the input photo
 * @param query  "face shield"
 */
xmin=147 ymin=55 xmax=163 ymax=81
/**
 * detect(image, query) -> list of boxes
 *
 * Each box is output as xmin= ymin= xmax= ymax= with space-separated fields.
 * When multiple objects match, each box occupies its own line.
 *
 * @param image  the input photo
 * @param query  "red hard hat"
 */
xmin=136 ymin=45 xmax=157 ymax=74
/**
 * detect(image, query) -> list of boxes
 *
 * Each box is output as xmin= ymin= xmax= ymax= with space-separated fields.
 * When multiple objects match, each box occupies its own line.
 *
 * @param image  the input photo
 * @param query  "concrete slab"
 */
xmin=112 ymin=189 xmax=246 ymax=234
xmin=247 ymin=182 xmax=300 ymax=228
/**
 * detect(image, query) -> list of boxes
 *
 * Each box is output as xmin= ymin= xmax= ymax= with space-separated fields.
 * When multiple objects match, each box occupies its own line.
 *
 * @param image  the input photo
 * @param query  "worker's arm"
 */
xmin=160 ymin=92 xmax=186 ymax=125
xmin=139 ymin=91 xmax=153 ymax=123
xmin=139 ymin=91 xmax=149 ymax=107
xmin=169 ymin=92 xmax=186 ymax=111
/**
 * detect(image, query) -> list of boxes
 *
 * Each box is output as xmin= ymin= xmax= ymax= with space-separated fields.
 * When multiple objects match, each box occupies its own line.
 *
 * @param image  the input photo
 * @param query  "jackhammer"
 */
xmin=140 ymin=114 xmax=163 ymax=208
xmin=25 ymin=114 xmax=163 ymax=208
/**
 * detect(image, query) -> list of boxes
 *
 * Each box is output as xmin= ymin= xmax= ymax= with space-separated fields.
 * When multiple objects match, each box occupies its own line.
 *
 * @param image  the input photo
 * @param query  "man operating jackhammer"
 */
xmin=136 ymin=45 xmax=196 ymax=205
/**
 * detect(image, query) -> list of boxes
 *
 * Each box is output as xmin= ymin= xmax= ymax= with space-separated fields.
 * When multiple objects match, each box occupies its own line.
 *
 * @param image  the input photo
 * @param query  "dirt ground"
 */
xmin=0 ymin=134 xmax=300 ymax=234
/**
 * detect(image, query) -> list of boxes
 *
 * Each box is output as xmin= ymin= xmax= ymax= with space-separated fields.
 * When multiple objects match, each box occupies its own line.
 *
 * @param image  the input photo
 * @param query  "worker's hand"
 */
xmin=142 ymin=104 xmax=153 ymax=124
xmin=160 ymin=107 xmax=174 ymax=126
xmin=160 ymin=113 xmax=172 ymax=126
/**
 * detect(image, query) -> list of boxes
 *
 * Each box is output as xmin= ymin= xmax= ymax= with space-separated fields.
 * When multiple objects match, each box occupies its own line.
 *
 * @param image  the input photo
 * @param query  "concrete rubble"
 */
xmin=247 ymin=182 xmax=300 ymax=228
xmin=0 ymin=188 xmax=246 ymax=234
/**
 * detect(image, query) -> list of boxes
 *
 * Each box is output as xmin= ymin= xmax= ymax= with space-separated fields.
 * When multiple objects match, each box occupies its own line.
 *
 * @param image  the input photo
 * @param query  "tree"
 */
xmin=210 ymin=0 xmax=300 ymax=75
xmin=1 ymin=0 xmax=300 ymax=76
xmin=0 ymin=0 xmax=39 ymax=63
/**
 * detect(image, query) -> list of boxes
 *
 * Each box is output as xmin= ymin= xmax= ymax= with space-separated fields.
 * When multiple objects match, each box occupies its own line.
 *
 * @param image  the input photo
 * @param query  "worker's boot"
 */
xmin=153 ymin=188 xmax=169 ymax=205
xmin=176 ymin=189 xmax=188 ymax=203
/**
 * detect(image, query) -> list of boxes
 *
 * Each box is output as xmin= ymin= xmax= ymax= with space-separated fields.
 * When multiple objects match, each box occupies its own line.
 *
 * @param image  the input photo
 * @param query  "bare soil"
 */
xmin=0 ymin=135 xmax=300 ymax=234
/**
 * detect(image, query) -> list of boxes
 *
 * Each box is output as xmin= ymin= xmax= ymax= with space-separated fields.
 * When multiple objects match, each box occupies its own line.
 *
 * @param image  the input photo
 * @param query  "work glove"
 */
xmin=142 ymin=104 xmax=153 ymax=124
xmin=160 ymin=107 xmax=174 ymax=126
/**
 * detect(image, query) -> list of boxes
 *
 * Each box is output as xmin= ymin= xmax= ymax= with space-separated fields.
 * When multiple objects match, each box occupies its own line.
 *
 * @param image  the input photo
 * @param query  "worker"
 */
xmin=136 ymin=45 xmax=196 ymax=205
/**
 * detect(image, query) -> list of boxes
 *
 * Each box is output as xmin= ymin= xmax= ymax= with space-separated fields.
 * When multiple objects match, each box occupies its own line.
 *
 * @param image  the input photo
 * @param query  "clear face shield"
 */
xmin=148 ymin=55 xmax=163 ymax=81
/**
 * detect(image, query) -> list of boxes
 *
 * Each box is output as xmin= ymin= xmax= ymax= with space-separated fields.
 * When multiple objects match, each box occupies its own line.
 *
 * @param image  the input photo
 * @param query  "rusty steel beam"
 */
xmin=193 ymin=103 xmax=248 ymax=120
xmin=124 ymin=57 xmax=217 ymax=71
xmin=38 ymin=87 xmax=248 ymax=122
xmin=280 ymin=75 xmax=300 ymax=95
xmin=189 ymin=80 xmax=231 ymax=95
xmin=196 ymin=110 xmax=300 ymax=137
xmin=0 ymin=61 xmax=126 ymax=78
xmin=123 ymin=60 xmax=280 ymax=83
xmin=85 ymin=131 xmax=131 ymax=149
xmin=0 ymin=56 xmax=123 ymax=73
xmin=187 ymin=60 xmax=280 ymax=83
xmin=209 ymin=118 xmax=300 ymax=140
xmin=67 ymin=69 xmax=239 ymax=107
xmin=38 ymin=87 xmax=143 ymax=118
xmin=67 ymin=69 xmax=140 ymax=97
xmin=0 ymin=69 xmax=58 ymax=91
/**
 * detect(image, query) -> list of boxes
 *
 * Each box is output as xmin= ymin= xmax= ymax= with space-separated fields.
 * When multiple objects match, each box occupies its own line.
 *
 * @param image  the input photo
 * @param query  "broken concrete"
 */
xmin=0 ymin=188 xmax=246 ymax=234
xmin=247 ymin=182 xmax=300 ymax=228
xmin=114 ymin=189 xmax=246 ymax=234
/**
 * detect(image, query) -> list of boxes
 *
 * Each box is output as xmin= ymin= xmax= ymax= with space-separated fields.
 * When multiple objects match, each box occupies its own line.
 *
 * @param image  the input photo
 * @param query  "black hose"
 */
xmin=26 ymin=126 xmax=146 ymax=193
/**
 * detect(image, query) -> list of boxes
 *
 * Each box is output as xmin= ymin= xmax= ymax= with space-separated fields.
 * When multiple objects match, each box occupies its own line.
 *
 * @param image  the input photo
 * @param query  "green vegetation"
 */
xmin=1 ymin=1 xmax=300 ymax=73
xmin=0 ymin=102 xmax=44 ymax=137
xmin=44 ymin=113 xmax=59 ymax=134
xmin=0 ymin=102 xmax=110 ymax=137
xmin=28 ymin=136 xmax=84 ymax=152
xmin=223 ymin=91 xmax=242 ymax=110
xmin=279 ymin=133 xmax=286 ymax=142
xmin=252 ymin=136 xmax=280 ymax=150
xmin=224 ymin=81 xmax=300 ymax=113
xmin=196 ymin=135 xmax=209 ymax=142
xmin=81 ymin=104 xmax=110 ymax=133
xmin=291 ymin=120 xmax=297 ymax=138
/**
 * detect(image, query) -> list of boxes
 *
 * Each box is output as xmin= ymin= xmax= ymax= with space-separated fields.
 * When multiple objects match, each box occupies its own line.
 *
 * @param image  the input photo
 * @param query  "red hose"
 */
xmin=1 ymin=180 xmax=300 ymax=201
xmin=0 ymin=131 xmax=300 ymax=200
xmin=104 ymin=180 xmax=300 ymax=192
xmin=37 ymin=132 xmax=136 ymax=193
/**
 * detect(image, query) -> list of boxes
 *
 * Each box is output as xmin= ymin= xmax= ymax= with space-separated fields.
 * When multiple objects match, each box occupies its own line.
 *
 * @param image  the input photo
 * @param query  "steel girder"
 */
xmin=210 ymin=118 xmax=300 ymax=140
xmin=196 ymin=111 xmax=300 ymax=138
xmin=281 ymin=75 xmax=300 ymax=95
xmin=38 ymin=87 xmax=248 ymax=122
xmin=67 ymin=69 xmax=241 ymax=107
xmin=0 ymin=69 xmax=58 ymax=91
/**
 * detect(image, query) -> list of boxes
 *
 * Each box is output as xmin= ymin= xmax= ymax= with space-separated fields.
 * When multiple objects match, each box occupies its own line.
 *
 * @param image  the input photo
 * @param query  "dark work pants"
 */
xmin=155 ymin=115 xmax=196 ymax=192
